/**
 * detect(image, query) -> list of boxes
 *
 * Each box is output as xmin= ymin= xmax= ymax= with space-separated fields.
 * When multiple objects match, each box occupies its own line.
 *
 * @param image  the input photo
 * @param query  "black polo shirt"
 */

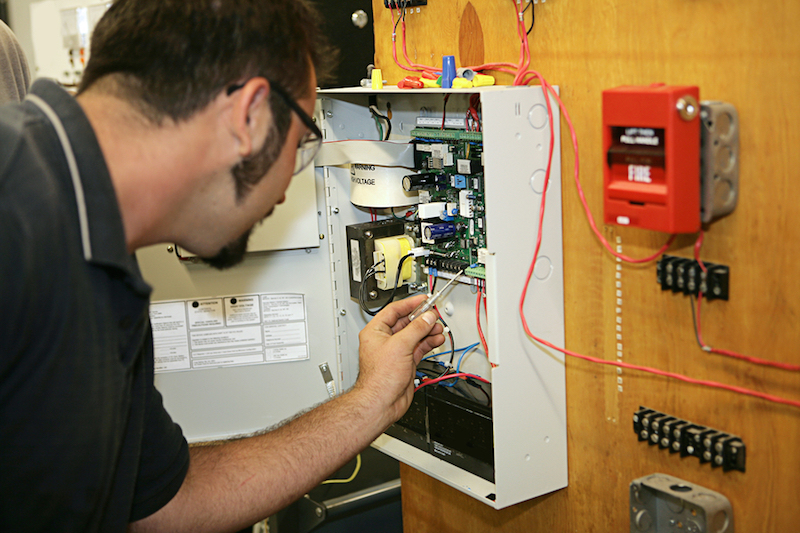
xmin=0 ymin=80 xmax=189 ymax=531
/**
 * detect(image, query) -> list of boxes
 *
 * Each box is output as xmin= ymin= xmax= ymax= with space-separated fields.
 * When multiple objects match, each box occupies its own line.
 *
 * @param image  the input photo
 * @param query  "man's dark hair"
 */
xmin=79 ymin=0 xmax=332 ymax=129
xmin=80 ymin=0 xmax=334 ymax=200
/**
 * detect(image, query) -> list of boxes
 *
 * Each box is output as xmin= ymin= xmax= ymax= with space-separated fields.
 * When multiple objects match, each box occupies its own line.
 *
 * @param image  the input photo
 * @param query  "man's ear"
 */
xmin=232 ymin=77 xmax=271 ymax=157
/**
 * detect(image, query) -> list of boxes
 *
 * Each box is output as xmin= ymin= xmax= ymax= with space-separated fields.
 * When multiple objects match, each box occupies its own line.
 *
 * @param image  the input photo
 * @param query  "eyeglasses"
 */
xmin=227 ymin=80 xmax=322 ymax=175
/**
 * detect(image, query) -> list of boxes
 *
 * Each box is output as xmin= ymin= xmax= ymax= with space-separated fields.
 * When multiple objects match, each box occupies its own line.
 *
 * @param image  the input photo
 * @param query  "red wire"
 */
xmin=392 ymin=1 xmax=522 ymax=82
xmin=401 ymin=19 xmax=439 ymax=74
xmin=516 ymin=71 xmax=677 ymax=263
xmin=515 ymin=72 xmax=800 ymax=408
xmin=390 ymin=8 xmax=430 ymax=74
xmin=530 ymin=334 xmax=800 ymax=409
xmin=415 ymin=372 xmax=490 ymax=392
xmin=693 ymin=232 xmax=800 ymax=371
xmin=476 ymin=282 xmax=490 ymax=360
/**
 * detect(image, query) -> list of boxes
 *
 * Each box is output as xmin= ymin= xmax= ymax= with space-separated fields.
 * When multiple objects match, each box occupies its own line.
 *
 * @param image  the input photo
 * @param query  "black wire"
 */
xmin=393 ymin=9 xmax=402 ymax=35
xmin=359 ymin=254 xmax=413 ymax=316
xmin=370 ymin=108 xmax=392 ymax=140
xmin=688 ymin=294 xmax=705 ymax=349
xmin=525 ymin=0 xmax=535 ymax=35
xmin=393 ymin=0 xmax=409 ymax=34
xmin=358 ymin=267 xmax=380 ymax=316
xmin=469 ymin=380 xmax=492 ymax=406
xmin=441 ymin=94 xmax=451 ymax=129
xmin=357 ymin=259 xmax=385 ymax=315
xmin=434 ymin=312 xmax=456 ymax=365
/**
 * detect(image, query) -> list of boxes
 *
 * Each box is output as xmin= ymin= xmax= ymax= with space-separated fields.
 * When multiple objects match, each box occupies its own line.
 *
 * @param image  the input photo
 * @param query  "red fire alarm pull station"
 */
xmin=603 ymin=84 xmax=701 ymax=234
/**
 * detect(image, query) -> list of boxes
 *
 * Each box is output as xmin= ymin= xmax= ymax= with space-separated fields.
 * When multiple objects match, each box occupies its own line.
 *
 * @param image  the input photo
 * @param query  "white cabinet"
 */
xmin=139 ymin=85 xmax=567 ymax=510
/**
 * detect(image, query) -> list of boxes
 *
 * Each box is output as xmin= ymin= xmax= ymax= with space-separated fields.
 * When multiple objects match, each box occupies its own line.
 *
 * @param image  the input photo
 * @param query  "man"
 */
xmin=0 ymin=1 xmax=443 ymax=531
xmin=0 ymin=19 xmax=30 ymax=103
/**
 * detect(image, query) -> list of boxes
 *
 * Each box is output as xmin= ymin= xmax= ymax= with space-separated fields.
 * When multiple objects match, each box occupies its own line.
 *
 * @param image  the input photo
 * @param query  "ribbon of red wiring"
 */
xmin=415 ymin=372 xmax=490 ymax=393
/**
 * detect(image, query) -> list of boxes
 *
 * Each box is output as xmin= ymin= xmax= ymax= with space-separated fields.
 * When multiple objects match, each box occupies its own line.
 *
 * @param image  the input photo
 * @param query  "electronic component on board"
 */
xmin=422 ymin=222 xmax=456 ymax=243
xmin=403 ymin=172 xmax=448 ymax=192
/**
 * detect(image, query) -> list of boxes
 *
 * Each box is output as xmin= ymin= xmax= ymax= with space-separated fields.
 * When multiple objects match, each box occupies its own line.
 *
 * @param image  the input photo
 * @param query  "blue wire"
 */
xmin=426 ymin=342 xmax=482 ymax=388
xmin=456 ymin=343 xmax=481 ymax=374
xmin=422 ymin=342 xmax=480 ymax=362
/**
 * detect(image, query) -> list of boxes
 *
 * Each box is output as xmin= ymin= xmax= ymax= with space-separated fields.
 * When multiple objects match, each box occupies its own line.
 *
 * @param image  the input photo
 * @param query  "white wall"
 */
xmin=7 ymin=0 xmax=108 ymax=82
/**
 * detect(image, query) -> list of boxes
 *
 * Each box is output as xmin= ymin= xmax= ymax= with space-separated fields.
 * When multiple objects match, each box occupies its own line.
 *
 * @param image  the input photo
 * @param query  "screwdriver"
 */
xmin=408 ymin=269 xmax=465 ymax=322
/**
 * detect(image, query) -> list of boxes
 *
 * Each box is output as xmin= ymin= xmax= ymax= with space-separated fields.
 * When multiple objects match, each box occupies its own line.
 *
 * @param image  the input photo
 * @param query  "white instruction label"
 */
xmin=151 ymin=293 xmax=309 ymax=373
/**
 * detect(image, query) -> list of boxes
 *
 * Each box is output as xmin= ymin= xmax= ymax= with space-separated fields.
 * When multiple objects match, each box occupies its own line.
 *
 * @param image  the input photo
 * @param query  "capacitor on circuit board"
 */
xmin=402 ymin=172 xmax=448 ymax=192
xmin=423 ymin=223 xmax=456 ymax=242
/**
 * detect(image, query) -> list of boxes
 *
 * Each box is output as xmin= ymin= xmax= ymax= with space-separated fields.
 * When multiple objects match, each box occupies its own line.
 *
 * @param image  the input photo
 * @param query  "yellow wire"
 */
xmin=320 ymin=454 xmax=361 ymax=485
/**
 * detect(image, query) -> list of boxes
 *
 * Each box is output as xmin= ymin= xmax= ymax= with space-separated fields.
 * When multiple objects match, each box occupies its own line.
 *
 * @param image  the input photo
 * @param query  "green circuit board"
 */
xmin=412 ymin=133 xmax=487 ymax=277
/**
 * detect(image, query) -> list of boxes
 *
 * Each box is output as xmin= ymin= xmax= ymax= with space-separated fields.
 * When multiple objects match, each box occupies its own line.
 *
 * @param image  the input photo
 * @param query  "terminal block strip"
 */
xmin=633 ymin=406 xmax=746 ymax=472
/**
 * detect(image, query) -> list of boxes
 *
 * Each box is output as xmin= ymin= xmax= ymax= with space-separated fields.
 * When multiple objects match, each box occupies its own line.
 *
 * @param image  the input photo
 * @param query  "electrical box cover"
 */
xmin=603 ymin=84 xmax=701 ymax=234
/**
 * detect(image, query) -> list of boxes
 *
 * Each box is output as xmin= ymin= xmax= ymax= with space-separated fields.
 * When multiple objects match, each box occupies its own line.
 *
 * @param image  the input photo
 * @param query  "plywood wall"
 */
xmin=371 ymin=1 xmax=800 ymax=531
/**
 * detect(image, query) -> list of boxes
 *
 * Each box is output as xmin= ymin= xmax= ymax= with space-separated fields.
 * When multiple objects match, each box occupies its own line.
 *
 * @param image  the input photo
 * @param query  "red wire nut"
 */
xmin=398 ymin=76 xmax=423 ymax=89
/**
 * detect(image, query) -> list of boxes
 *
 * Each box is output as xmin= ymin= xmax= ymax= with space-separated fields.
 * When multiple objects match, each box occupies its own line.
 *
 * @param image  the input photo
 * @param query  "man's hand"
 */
xmin=354 ymin=294 xmax=445 ymax=426
xmin=130 ymin=294 xmax=444 ymax=533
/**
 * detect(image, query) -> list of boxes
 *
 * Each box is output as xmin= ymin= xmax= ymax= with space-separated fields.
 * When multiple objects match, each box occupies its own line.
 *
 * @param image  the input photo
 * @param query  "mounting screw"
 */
xmin=333 ymin=207 xmax=340 ymax=214
xmin=315 ymin=507 xmax=323 ymax=517
xmin=166 ymin=245 xmax=174 ymax=253
xmin=369 ymin=290 xmax=378 ymax=300
xmin=365 ymin=231 xmax=373 ymax=238
xmin=351 ymin=9 xmax=369 ymax=28
xmin=677 ymin=95 xmax=700 ymax=121
xmin=339 ymin=309 xmax=347 ymax=316
xmin=326 ymin=110 xmax=333 ymax=118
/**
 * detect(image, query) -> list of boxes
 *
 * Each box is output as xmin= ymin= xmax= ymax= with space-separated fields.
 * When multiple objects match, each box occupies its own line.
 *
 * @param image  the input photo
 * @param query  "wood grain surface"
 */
xmin=371 ymin=0 xmax=800 ymax=530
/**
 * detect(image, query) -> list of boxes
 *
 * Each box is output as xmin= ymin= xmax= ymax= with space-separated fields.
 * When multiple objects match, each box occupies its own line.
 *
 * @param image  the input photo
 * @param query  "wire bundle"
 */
xmin=358 ymin=254 xmax=413 ymax=317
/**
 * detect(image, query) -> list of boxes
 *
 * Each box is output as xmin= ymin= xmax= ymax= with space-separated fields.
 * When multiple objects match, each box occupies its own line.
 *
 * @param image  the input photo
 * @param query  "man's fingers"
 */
xmin=414 ymin=333 xmax=446 ymax=362
xmin=389 ymin=309 xmax=438 ymax=351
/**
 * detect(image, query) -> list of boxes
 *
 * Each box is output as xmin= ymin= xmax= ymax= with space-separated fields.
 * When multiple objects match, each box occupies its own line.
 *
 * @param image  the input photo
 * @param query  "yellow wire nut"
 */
xmin=371 ymin=68 xmax=384 ymax=90
xmin=421 ymin=77 xmax=440 ymax=88
xmin=452 ymin=77 xmax=474 ymax=89
xmin=472 ymin=73 xmax=495 ymax=87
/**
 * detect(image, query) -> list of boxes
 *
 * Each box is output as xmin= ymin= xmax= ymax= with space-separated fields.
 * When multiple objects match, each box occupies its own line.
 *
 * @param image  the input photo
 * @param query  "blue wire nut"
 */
xmin=441 ymin=55 xmax=456 ymax=89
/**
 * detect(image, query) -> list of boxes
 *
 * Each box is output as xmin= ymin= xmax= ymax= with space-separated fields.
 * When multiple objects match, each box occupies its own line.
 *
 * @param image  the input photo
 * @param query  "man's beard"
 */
xmin=199 ymin=228 xmax=252 ymax=270
xmin=199 ymin=118 xmax=285 ymax=270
